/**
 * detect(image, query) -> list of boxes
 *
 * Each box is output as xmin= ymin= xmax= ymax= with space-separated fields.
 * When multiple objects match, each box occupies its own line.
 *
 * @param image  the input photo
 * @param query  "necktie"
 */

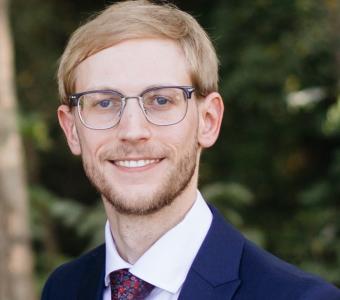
xmin=110 ymin=269 xmax=154 ymax=300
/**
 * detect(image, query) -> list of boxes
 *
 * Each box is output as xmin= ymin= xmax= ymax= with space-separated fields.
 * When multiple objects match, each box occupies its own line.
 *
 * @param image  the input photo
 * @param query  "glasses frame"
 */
xmin=69 ymin=85 xmax=195 ymax=130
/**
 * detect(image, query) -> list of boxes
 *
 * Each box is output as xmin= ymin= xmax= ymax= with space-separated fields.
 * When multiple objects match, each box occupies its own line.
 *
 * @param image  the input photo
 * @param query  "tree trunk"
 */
xmin=0 ymin=0 xmax=35 ymax=299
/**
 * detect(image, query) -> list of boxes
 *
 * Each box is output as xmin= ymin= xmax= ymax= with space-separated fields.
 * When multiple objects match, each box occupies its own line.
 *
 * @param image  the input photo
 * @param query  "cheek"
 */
xmin=163 ymin=121 xmax=198 ymax=157
xmin=77 ymin=129 xmax=109 ymax=162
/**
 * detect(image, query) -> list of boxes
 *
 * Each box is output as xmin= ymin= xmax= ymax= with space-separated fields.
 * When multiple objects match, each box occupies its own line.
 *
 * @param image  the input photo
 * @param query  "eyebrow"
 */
xmin=80 ymin=83 xmax=185 ymax=94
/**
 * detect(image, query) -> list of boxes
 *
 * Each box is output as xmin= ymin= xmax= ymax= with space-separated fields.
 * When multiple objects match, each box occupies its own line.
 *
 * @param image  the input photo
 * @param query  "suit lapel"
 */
xmin=178 ymin=270 xmax=241 ymax=300
xmin=77 ymin=245 xmax=106 ymax=300
xmin=179 ymin=206 xmax=245 ymax=300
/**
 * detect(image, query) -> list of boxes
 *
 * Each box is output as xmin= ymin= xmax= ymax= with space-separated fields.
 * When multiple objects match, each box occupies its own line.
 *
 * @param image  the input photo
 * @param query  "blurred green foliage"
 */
xmin=9 ymin=0 xmax=340 ymax=291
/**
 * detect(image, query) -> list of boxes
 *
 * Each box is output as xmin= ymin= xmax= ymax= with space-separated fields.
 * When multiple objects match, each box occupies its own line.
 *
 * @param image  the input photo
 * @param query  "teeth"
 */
xmin=115 ymin=159 xmax=159 ymax=168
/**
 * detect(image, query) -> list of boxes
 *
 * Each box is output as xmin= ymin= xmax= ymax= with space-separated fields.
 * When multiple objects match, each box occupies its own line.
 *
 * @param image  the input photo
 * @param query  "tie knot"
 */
xmin=110 ymin=269 xmax=154 ymax=300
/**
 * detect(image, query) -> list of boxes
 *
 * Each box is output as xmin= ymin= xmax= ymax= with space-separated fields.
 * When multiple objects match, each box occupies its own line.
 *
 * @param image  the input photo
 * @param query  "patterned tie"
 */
xmin=110 ymin=269 xmax=154 ymax=300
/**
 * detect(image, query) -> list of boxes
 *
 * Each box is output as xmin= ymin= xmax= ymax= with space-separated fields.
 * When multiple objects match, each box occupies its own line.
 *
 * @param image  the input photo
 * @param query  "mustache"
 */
xmin=99 ymin=144 xmax=169 ymax=160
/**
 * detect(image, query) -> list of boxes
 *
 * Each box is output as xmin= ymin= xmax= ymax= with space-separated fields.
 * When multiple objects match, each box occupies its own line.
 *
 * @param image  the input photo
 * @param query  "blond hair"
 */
xmin=58 ymin=0 xmax=219 ymax=104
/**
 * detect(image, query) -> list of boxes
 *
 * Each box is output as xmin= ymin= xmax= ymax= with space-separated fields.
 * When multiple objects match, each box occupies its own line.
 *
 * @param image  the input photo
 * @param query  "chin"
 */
xmin=104 ymin=192 xmax=174 ymax=216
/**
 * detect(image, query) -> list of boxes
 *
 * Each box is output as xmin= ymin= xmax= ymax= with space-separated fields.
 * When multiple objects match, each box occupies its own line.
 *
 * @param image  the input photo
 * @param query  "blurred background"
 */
xmin=0 ymin=0 xmax=339 ymax=299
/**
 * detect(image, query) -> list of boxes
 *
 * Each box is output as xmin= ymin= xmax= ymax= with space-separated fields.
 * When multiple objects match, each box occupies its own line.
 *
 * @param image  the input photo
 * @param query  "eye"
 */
xmin=98 ymin=99 xmax=112 ymax=108
xmin=154 ymin=96 xmax=171 ymax=105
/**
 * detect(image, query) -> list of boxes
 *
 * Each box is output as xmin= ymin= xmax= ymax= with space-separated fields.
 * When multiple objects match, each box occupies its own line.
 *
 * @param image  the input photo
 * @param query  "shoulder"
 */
xmin=207 ymin=205 xmax=340 ymax=299
xmin=238 ymin=236 xmax=340 ymax=299
xmin=41 ymin=244 xmax=105 ymax=300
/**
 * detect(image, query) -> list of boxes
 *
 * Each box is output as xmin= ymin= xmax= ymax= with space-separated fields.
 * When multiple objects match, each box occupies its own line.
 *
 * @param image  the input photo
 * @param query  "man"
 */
xmin=42 ymin=1 xmax=340 ymax=299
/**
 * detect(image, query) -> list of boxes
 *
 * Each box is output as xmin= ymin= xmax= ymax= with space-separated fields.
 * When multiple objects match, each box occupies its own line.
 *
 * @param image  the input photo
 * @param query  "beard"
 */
xmin=82 ymin=136 xmax=199 ymax=216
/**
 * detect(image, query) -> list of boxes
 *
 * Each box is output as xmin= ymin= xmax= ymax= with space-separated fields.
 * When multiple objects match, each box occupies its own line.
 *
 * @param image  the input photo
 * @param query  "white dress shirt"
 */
xmin=103 ymin=191 xmax=212 ymax=300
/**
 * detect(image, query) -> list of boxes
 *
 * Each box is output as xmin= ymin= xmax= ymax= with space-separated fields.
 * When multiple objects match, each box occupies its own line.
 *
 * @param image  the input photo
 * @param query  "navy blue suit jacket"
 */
xmin=42 ymin=206 xmax=340 ymax=299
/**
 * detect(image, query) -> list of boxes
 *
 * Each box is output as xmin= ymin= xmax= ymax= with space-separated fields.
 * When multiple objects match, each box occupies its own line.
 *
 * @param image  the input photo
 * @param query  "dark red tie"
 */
xmin=110 ymin=269 xmax=154 ymax=300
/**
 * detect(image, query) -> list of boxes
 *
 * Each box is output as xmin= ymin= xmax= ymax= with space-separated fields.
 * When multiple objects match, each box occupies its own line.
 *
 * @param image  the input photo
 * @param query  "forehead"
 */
xmin=74 ymin=38 xmax=192 ymax=93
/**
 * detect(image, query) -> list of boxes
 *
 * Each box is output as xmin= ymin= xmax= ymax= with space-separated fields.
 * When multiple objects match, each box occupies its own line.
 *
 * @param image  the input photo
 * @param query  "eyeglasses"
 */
xmin=69 ymin=86 xmax=195 ymax=130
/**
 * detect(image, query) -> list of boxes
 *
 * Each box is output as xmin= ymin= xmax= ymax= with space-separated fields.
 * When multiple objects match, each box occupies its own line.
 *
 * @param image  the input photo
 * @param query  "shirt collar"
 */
xmin=104 ymin=190 xmax=212 ymax=294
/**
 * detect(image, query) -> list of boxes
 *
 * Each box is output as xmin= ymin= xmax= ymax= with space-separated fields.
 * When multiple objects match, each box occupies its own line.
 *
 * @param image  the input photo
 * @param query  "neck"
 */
xmin=103 ymin=181 xmax=197 ymax=264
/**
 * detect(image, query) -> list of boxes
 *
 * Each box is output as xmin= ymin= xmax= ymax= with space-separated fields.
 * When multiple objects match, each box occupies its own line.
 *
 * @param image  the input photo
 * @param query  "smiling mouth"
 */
xmin=113 ymin=159 xmax=161 ymax=168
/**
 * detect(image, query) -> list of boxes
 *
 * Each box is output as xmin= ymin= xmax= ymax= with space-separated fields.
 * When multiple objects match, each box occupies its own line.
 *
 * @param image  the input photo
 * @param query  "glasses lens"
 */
xmin=78 ymin=92 xmax=122 ymax=129
xmin=142 ymin=87 xmax=188 ymax=125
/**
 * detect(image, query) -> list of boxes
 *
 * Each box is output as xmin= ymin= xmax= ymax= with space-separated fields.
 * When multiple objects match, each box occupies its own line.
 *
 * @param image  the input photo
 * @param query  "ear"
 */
xmin=57 ymin=105 xmax=82 ymax=155
xmin=197 ymin=92 xmax=224 ymax=148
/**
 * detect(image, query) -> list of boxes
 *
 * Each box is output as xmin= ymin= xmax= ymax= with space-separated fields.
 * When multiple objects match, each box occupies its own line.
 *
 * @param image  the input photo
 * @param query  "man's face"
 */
xmin=60 ymin=39 xmax=206 ymax=215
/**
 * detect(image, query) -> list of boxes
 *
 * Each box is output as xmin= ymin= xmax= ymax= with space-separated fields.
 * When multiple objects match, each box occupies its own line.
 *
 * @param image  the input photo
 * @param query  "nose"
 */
xmin=116 ymin=97 xmax=152 ymax=143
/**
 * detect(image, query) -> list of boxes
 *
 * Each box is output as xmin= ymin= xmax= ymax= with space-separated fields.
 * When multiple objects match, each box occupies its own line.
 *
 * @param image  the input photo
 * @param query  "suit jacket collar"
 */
xmin=77 ymin=245 xmax=106 ymax=300
xmin=179 ymin=205 xmax=245 ymax=299
xmin=77 ymin=205 xmax=245 ymax=300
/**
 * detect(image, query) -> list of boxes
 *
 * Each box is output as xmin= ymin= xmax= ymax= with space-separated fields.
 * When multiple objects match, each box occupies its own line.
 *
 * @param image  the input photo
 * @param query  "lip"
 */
xmin=109 ymin=158 xmax=164 ymax=172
